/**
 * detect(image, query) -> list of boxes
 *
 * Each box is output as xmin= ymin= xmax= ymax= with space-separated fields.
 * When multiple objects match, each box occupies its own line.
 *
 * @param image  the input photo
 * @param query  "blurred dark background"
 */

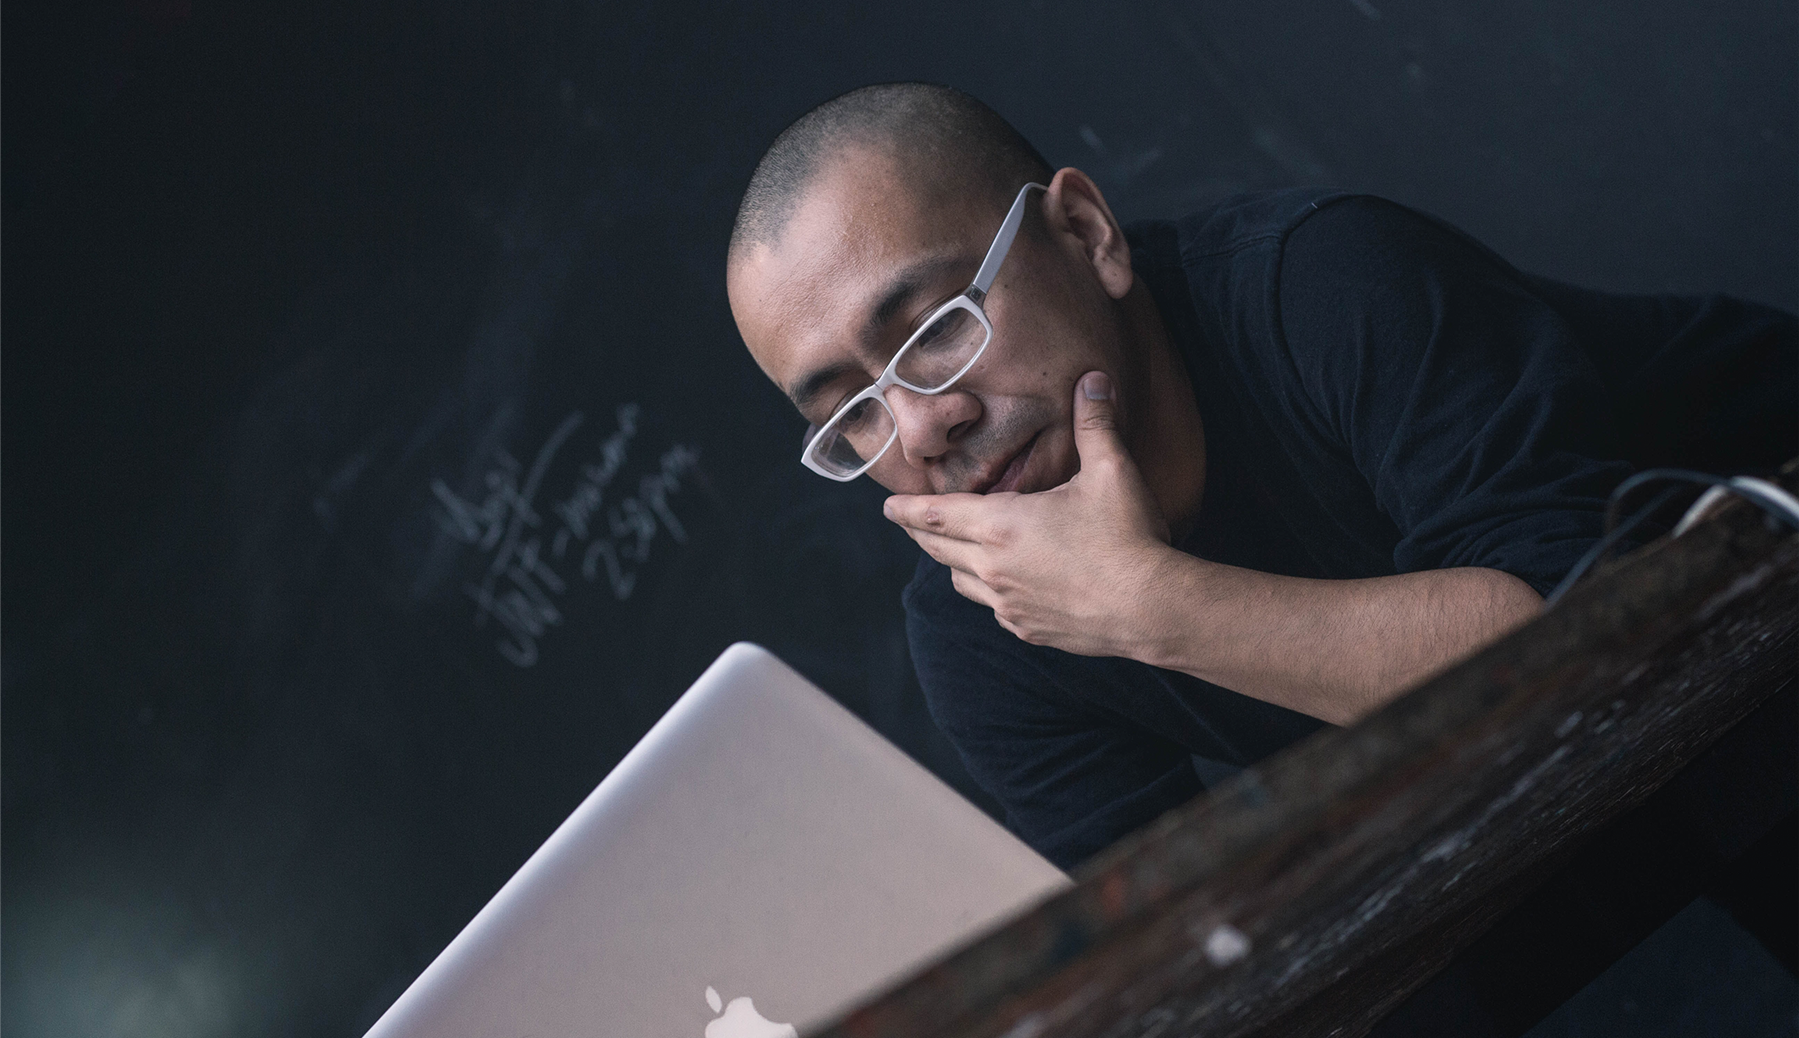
xmin=3 ymin=2 xmax=1794 ymax=1035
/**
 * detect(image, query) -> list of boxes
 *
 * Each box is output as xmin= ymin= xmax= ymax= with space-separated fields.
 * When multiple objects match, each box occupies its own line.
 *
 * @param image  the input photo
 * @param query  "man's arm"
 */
xmin=1132 ymin=553 xmax=1540 ymax=726
xmin=887 ymin=374 xmax=1540 ymax=726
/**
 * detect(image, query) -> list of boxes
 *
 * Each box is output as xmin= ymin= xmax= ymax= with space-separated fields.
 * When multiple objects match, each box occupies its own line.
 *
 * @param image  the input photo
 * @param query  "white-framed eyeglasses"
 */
xmin=800 ymin=181 xmax=1049 ymax=481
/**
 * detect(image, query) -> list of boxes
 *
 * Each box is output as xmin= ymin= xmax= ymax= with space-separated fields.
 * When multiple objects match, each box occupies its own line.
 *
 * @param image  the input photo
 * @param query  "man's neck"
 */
xmin=1120 ymin=280 xmax=1207 ymax=541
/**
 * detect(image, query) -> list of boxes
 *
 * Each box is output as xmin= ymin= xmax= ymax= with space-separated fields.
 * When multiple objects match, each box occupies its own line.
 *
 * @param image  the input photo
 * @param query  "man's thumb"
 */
xmin=1073 ymin=371 xmax=1123 ymax=460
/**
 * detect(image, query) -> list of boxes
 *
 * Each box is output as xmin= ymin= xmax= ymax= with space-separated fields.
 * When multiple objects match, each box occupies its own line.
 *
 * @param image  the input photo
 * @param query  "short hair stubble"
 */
xmin=729 ymin=82 xmax=1055 ymax=266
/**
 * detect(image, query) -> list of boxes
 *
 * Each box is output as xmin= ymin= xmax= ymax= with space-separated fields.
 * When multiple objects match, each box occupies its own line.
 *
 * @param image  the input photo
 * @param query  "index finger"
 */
xmin=883 ymin=492 xmax=992 ymax=542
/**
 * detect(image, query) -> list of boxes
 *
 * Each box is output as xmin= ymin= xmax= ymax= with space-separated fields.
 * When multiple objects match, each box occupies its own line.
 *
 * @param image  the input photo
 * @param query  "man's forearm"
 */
xmin=1135 ymin=553 xmax=1543 ymax=726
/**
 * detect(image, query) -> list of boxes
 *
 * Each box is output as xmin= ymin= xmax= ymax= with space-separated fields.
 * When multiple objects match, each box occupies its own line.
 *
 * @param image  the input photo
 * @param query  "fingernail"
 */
xmin=882 ymin=499 xmax=896 ymax=519
xmin=1083 ymin=372 xmax=1112 ymax=400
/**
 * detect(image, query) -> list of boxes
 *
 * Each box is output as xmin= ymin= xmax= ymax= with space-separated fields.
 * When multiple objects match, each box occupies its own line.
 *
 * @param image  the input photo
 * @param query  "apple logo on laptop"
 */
xmin=704 ymin=985 xmax=797 ymax=1038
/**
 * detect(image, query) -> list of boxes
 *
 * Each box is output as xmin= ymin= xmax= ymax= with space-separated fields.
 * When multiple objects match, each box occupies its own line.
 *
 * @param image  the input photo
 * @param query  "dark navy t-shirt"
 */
xmin=903 ymin=189 xmax=1797 ymax=871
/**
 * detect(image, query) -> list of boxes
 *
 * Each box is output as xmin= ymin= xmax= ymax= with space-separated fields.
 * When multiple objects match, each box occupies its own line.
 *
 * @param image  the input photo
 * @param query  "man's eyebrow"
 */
xmin=785 ymin=252 xmax=973 ymax=413
xmin=788 ymin=361 xmax=863 ymax=413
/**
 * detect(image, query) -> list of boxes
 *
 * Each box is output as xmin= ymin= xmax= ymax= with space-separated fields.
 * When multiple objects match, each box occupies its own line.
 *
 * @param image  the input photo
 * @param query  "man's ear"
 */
xmin=1041 ymin=167 xmax=1134 ymax=301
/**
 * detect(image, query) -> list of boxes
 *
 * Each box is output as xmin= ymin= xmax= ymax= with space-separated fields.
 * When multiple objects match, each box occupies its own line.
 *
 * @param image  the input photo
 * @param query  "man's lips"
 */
xmin=975 ymin=431 xmax=1041 ymax=494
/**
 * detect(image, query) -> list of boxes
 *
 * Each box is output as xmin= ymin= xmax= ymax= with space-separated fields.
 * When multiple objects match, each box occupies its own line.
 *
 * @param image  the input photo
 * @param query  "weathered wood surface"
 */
xmin=810 ymin=467 xmax=1799 ymax=1038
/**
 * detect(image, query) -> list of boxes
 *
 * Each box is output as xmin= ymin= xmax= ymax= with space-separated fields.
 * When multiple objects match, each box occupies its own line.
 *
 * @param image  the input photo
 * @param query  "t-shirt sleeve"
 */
xmin=1276 ymin=196 xmax=1637 ymax=595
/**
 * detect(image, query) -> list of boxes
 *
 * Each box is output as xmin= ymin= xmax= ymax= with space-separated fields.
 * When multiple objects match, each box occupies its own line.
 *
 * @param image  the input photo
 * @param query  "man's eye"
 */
xmin=839 ymin=398 xmax=882 ymax=432
xmin=820 ymin=388 xmax=868 ymax=425
xmin=908 ymin=307 xmax=976 ymax=356
xmin=914 ymin=317 xmax=951 ymax=347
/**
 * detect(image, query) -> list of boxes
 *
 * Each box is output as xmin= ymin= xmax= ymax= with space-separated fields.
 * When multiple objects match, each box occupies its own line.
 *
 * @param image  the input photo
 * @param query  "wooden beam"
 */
xmin=812 ymin=466 xmax=1799 ymax=1038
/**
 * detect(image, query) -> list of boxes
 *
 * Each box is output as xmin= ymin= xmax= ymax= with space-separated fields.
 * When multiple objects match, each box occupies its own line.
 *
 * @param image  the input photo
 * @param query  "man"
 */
xmin=726 ymin=83 xmax=1797 ymax=870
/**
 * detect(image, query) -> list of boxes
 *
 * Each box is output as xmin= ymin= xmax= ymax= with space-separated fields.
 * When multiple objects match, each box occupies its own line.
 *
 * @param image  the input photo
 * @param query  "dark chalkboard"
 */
xmin=3 ymin=1 xmax=1793 ymax=1034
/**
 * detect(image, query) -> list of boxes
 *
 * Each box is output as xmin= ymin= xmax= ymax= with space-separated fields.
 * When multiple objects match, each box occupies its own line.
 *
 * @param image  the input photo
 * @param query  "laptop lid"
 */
xmin=363 ymin=642 xmax=1071 ymax=1038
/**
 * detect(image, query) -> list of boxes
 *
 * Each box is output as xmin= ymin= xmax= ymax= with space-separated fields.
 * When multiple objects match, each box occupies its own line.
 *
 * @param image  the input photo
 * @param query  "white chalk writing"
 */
xmin=429 ymin=403 xmax=700 ymax=667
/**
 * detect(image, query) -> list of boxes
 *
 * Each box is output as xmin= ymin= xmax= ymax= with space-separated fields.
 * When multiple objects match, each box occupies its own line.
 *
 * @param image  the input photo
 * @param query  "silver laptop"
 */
xmin=363 ymin=642 xmax=1071 ymax=1038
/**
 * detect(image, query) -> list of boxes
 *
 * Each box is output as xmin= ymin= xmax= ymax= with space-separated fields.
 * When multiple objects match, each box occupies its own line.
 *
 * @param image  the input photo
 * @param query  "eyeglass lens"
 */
xmin=808 ymin=396 xmax=895 ymax=475
xmin=892 ymin=307 xmax=983 ymax=388
xmin=806 ymin=304 xmax=989 ymax=476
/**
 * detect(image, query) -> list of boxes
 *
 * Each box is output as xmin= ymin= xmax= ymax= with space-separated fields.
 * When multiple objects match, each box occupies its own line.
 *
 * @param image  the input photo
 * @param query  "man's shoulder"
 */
xmin=1126 ymin=187 xmax=1358 ymax=270
xmin=1125 ymin=188 xmax=1370 ymax=348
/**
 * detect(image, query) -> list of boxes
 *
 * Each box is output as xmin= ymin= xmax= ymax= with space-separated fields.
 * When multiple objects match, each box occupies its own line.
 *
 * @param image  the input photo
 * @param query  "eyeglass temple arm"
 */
xmin=969 ymin=182 xmax=1048 ymax=299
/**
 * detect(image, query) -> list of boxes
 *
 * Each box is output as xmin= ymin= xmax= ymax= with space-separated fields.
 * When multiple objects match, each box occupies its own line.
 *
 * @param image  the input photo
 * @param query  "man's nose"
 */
xmin=884 ymin=384 xmax=981 ymax=466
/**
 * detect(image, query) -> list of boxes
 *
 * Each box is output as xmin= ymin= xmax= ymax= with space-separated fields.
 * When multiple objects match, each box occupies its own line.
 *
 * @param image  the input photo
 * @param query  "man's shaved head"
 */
xmin=729 ymin=82 xmax=1053 ymax=266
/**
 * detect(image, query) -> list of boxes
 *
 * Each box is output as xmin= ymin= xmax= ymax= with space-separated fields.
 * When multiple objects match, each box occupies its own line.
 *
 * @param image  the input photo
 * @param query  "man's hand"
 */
xmin=884 ymin=371 xmax=1182 ymax=658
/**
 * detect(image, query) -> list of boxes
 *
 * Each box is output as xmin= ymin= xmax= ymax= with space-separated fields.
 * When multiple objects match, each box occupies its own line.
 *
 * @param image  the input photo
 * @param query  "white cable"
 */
xmin=1672 ymin=486 xmax=1732 ymax=536
xmin=1673 ymin=476 xmax=1799 ymax=536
